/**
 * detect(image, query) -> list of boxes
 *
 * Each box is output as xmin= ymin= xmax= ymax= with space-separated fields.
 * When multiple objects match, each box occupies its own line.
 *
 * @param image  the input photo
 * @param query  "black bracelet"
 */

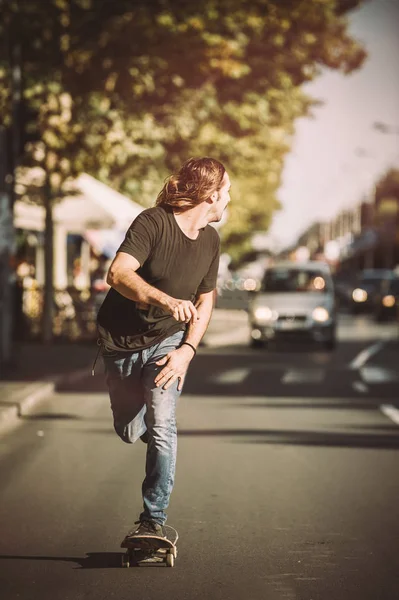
xmin=181 ymin=342 xmax=197 ymax=356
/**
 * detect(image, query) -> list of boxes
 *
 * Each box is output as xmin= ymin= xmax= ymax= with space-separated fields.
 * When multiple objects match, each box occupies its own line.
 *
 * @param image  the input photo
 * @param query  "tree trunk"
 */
xmin=42 ymin=175 xmax=54 ymax=344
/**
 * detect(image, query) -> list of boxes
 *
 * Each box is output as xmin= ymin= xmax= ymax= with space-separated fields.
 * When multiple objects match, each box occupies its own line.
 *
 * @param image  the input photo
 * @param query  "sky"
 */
xmin=268 ymin=0 xmax=399 ymax=250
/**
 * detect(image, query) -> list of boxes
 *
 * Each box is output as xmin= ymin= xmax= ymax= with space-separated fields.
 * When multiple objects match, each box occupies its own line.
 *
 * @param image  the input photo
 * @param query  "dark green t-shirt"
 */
xmin=97 ymin=206 xmax=220 ymax=351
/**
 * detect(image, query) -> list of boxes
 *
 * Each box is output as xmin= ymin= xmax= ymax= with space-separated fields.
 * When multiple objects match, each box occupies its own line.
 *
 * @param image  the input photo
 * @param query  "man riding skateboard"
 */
xmin=97 ymin=157 xmax=230 ymax=539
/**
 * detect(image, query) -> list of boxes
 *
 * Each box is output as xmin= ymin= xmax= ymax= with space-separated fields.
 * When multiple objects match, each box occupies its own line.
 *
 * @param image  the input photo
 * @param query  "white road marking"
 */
xmin=380 ymin=405 xmax=399 ymax=426
xmin=360 ymin=366 xmax=399 ymax=384
xmin=352 ymin=381 xmax=369 ymax=394
xmin=212 ymin=368 xmax=250 ymax=384
xmin=349 ymin=341 xmax=385 ymax=370
xmin=281 ymin=369 xmax=324 ymax=384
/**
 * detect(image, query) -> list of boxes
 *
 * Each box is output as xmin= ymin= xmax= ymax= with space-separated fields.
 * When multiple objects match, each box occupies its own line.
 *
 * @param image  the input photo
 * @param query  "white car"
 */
xmin=248 ymin=261 xmax=337 ymax=350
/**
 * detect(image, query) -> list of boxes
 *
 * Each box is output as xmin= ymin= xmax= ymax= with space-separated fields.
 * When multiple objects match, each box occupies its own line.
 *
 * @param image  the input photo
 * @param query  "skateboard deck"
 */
xmin=121 ymin=525 xmax=178 ymax=567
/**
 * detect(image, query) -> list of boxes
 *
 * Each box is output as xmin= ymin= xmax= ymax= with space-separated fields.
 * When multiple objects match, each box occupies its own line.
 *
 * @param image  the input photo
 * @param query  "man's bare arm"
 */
xmin=107 ymin=252 xmax=168 ymax=306
xmin=107 ymin=252 xmax=198 ymax=323
xmin=182 ymin=290 xmax=215 ymax=351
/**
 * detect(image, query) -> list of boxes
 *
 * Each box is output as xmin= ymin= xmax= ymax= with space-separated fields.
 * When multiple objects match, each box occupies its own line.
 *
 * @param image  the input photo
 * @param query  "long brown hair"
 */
xmin=156 ymin=157 xmax=226 ymax=212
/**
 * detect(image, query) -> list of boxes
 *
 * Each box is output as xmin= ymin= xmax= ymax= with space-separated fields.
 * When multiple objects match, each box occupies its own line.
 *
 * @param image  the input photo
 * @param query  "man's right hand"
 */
xmin=165 ymin=298 xmax=198 ymax=324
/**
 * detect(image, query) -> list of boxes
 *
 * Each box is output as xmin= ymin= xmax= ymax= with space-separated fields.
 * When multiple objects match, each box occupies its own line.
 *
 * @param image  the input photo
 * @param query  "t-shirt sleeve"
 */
xmin=117 ymin=211 xmax=158 ymax=266
xmin=197 ymin=234 xmax=220 ymax=294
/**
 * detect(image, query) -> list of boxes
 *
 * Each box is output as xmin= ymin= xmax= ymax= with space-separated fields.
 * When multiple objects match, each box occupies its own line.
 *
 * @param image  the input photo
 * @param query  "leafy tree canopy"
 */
xmin=1 ymin=0 xmax=366 ymax=261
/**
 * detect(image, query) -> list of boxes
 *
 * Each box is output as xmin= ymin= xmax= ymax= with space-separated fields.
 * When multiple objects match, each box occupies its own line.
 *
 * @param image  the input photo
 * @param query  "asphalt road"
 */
xmin=1 ymin=311 xmax=399 ymax=600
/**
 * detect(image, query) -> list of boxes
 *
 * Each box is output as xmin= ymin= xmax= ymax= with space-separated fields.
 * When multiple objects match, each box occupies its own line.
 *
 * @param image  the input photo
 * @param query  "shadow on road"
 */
xmin=21 ymin=412 xmax=83 ymax=421
xmin=223 ymin=400 xmax=383 ymax=410
xmin=72 ymin=423 xmax=399 ymax=450
xmin=177 ymin=427 xmax=399 ymax=449
xmin=0 ymin=552 xmax=124 ymax=569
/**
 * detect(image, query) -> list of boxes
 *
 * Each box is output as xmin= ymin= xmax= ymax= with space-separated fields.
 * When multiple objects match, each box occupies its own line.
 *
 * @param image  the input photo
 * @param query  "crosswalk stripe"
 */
xmin=360 ymin=366 xmax=399 ymax=384
xmin=211 ymin=368 xmax=250 ymax=384
xmin=210 ymin=366 xmax=396 ymax=389
xmin=281 ymin=368 xmax=325 ymax=384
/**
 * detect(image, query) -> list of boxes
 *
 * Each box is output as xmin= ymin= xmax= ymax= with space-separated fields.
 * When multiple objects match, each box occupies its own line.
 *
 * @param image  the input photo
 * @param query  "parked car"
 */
xmin=248 ymin=261 xmax=337 ymax=350
xmin=348 ymin=269 xmax=396 ymax=313
xmin=372 ymin=277 xmax=399 ymax=321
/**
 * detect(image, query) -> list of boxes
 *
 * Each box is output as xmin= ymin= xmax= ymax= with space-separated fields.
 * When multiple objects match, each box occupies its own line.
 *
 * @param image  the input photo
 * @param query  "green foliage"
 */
xmin=0 ymin=0 xmax=367 ymax=260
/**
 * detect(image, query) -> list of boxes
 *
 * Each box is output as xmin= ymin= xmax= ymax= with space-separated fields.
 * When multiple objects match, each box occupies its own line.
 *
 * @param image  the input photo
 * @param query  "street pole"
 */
xmin=42 ymin=171 xmax=55 ymax=344
xmin=0 ymin=127 xmax=14 ymax=374
xmin=0 ymin=8 xmax=23 ymax=374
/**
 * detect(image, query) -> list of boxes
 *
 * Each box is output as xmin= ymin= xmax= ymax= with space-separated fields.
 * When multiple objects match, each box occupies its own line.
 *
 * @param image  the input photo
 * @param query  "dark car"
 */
xmin=349 ymin=269 xmax=396 ymax=313
xmin=372 ymin=277 xmax=399 ymax=321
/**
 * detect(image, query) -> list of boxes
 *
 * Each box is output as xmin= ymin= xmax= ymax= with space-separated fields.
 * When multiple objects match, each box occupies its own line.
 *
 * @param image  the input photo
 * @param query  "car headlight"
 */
xmin=254 ymin=306 xmax=273 ymax=321
xmin=352 ymin=288 xmax=368 ymax=302
xmin=312 ymin=307 xmax=329 ymax=322
xmin=382 ymin=295 xmax=395 ymax=308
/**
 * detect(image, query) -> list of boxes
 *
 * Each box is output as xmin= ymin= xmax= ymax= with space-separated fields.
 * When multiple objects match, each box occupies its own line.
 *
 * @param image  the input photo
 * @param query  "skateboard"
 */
xmin=121 ymin=525 xmax=178 ymax=567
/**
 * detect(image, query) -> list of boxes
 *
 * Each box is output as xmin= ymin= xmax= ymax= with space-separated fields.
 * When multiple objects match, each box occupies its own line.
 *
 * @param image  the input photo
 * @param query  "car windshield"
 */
xmin=261 ymin=268 xmax=330 ymax=293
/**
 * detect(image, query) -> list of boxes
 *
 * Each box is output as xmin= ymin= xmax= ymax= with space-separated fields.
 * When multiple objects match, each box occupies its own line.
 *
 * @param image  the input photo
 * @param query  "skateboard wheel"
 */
xmin=122 ymin=553 xmax=130 ymax=568
xmin=166 ymin=553 xmax=174 ymax=567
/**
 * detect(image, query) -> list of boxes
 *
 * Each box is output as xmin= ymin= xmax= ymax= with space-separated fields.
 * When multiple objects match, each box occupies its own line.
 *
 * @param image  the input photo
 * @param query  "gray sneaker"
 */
xmin=130 ymin=520 xmax=165 ymax=538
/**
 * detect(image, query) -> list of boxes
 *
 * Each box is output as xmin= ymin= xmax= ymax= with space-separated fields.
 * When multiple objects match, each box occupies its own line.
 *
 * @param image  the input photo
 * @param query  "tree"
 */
xmin=63 ymin=0 xmax=365 ymax=258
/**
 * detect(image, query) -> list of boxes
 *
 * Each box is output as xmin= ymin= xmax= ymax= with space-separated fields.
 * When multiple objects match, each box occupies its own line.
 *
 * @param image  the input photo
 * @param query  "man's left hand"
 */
xmin=154 ymin=346 xmax=195 ymax=391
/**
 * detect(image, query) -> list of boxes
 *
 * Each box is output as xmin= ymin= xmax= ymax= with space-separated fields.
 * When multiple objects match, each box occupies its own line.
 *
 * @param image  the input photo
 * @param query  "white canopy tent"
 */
xmin=14 ymin=173 xmax=144 ymax=288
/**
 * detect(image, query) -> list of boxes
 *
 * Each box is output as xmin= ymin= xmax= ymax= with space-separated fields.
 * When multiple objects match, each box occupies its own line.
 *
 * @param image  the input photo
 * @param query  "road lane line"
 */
xmin=380 ymin=405 xmax=399 ymax=426
xmin=349 ymin=341 xmax=385 ymax=370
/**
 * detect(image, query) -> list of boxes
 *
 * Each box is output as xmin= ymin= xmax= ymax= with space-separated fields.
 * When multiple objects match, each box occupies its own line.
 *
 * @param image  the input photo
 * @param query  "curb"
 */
xmin=0 ymin=366 xmax=92 ymax=436
xmin=0 ymin=381 xmax=55 ymax=435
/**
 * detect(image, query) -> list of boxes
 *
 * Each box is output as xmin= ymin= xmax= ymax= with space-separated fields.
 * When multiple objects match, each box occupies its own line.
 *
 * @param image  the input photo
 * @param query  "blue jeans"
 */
xmin=102 ymin=330 xmax=185 ymax=525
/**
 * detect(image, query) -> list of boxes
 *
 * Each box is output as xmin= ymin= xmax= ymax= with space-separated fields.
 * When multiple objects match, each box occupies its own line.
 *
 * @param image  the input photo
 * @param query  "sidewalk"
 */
xmin=0 ymin=341 xmax=96 ymax=435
